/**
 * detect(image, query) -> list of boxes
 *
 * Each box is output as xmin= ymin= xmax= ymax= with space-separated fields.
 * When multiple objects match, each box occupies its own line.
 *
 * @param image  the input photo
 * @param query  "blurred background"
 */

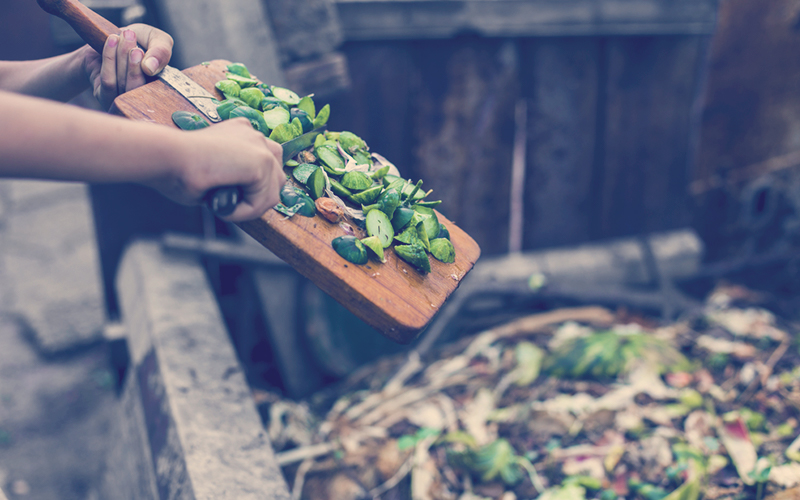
xmin=5 ymin=0 xmax=800 ymax=498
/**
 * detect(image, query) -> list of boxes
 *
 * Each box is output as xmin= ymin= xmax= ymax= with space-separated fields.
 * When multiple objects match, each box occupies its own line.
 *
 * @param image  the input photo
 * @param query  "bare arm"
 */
xmin=0 ymin=91 xmax=286 ymax=221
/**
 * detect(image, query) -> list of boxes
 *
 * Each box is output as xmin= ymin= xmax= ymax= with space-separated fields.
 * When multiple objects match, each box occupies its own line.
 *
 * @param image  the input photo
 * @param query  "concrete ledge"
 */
xmin=108 ymin=240 xmax=290 ymax=499
xmin=0 ymin=180 xmax=105 ymax=354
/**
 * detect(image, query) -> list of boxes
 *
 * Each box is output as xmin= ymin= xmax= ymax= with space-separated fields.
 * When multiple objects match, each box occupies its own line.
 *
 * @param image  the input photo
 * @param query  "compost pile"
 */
xmin=254 ymin=283 xmax=800 ymax=500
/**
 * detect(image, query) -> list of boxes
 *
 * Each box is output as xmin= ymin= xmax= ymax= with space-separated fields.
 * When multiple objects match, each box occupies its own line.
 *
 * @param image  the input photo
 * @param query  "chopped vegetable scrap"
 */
xmin=171 ymin=62 xmax=456 ymax=275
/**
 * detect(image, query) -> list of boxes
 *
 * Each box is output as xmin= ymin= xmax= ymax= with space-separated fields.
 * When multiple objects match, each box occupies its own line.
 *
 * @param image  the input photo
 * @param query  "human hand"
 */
xmin=150 ymin=119 xmax=286 ymax=222
xmin=84 ymin=24 xmax=173 ymax=110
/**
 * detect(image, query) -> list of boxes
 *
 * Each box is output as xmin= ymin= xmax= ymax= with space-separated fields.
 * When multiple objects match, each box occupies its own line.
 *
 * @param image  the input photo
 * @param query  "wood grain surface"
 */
xmin=110 ymin=59 xmax=481 ymax=343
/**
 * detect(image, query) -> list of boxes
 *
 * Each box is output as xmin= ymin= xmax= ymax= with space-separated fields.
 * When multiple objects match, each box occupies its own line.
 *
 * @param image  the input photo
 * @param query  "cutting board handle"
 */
xmin=38 ymin=0 xmax=119 ymax=54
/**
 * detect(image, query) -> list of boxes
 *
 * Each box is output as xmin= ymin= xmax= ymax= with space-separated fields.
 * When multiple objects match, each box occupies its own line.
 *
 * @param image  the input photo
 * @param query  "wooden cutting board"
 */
xmin=111 ymin=60 xmax=481 ymax=343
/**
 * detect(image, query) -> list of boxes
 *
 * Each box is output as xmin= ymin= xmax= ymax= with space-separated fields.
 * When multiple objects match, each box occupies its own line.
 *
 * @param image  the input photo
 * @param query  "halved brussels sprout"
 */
xmin=340 ymin=171 xmax=373 ymax=192
xmin=394 ymin=243 xmax=431 ymax=274
xmin=226 ymin=62 xmax=251 ymax=78
xmin=292 ymin=163 xmax=319 ymax=184
xmin=230 ymin=106 xmax=268 ymax=135
xmin=171 ymin=111 xmax=209 ymax=131
xmin=271 ymin=86 xmax=301 ymax=105
xmin=332 ymin=235 xmax=368 ymax=265
xmin=430 ymin=238 xmax=456 ymax=263
xmin=348 ymin=185 xmax=382 ymax=205
xmin=269 ymin=123 xmax=298 ymax=143
xmin=313 ymin=104 xmax=330 ymax=128
xmin=263 ymin=107 xmax=290 ymax=129
xmin=306 ymin=167 xmax=327 ymax=200
xmin=216 ymin=80 xmax=241 ymax=98
xmin=360 ymin=236 xmax=385 ymax=262
xmin=280 ymin=185 xmax=315 ymax=217
xmin=239 ymin=87 xmax=265 ymax=110
xmin=297 ymin=95 xmax=316 ymax=120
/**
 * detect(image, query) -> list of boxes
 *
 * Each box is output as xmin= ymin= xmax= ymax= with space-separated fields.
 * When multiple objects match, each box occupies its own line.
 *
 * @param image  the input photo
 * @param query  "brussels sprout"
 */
xmin=256 ymin=83 xmax=273 ymax=96
xmin=340 ymin=171 xmax=373 ymax=192
xmin=271 ymin=86 xmax=301 ymax=105
xmin=329 ymin=179 xmax=352 ymax=198
xmin=290 ymin=108 xmax=314 ymax=133
xmin=279 ymin=185 xmax=315 ymax=217
xmin=263 ymin=107 xmax=290 ymax=129
xmin=332 ymin=235 xmax=368 ymax=265
xmin=239 ymin=87 xmax=265 ymax=110
xmin=385 ymin=177 xmax=408 ymax=194
xmin=391 ymin=206 xmax=415 ymax=232
xmin=226 ymin=73 xmax=258 ymax=88
xmin=216 ymin=80 xmax=241 ymax=98
xmin=313 ymin=104 xmax=330 ymax=128
xmin=338 ymin=131 xmax=367 ymax=154
xmin=230 ymin=106 xmax=268 ymax=135
xmin=292 ymin=163 xmax=319 ymax=184
xmin=348 ymin=185 xmax=382 ymax=205
xmin=370 ymin=165 xmax=390 ymax=181
xmin=216 ymin=98 xmax=245 ymax=120
xmin=366 ymin=209 xmax=394 ymax=248
xmin=297 ymin=95 xmax=316 ymax=119
xmin=414 ymin=206 xmax=441 ymax=240
xmin=416 ymin=222 xmax=431 ymax=252
xmin=260 ymin=96 xmax=288 ymax=111
xmin=269 ymin=123 xmax=297 ymax=143
xmin=360 ymin=236 xmax=385 ymax=262
xmin=430 ymin=238 xmax=456 ymax=263
xmin=314 ymin=133 xmax=326 ymax=149
xmin=306 ymin=167 xmax=327 ymax=200
xmin=394 ymin=224 xmax=421 ymax=246
xmin=353 ymin=150 xmax=373 ymax=167
xmin=382 ymin=174 xmax=402 ymax=187
xmin=171 ymin=111 xmax=210 ymax=131
xmin=316 ymin=146 xmax=345 ymax=174
xmin=226 ymin=62 xmax=251 ymax=78
xmin=376 ymin=188 xmax=400 ymax=219
xmin=290 ymin=117 xmax=304 ymax=137
xmin=437 ymin=224 xmax=451 ymax=241
xmin=394 ymin=243 xmax=431 ymax=274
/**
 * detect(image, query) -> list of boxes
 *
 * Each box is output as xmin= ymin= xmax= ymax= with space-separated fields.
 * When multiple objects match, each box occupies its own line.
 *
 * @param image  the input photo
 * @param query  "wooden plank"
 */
xmin=597 ymin=35 xmax=709 ymax=239
xmin=262 ymin=0 xmax=344 ymax=65
xmin=323 ymin=42 xmax=417 ymax=175
xmin=408 ymin=39 xmax=518 ymax=256
xmin=325 ymin=39 xmax=519 ymax=256
xmin=519 ymin=37 xmax=601 ymax=249
xmin=116 ymin=241 xmax=291 ymax=500
xmin=334 ymin=0 xmax=719 ymax=40
xmin=284 ymin=51 xmax=352 ymax=98
xmin=110 ymin=60 xmax=481 ymax=344
xmin=690 ymin=0 xmax=800 ymax=262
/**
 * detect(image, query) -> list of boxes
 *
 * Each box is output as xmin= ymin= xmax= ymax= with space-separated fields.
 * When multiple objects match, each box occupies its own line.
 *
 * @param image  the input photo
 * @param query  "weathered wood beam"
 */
xmin=110 ymin=240 xmax=291 ymax=499
xmin=334 ymin=0 xmax=719 ymax=40
xmin=147 ymin=0 xmax=285 ymax=85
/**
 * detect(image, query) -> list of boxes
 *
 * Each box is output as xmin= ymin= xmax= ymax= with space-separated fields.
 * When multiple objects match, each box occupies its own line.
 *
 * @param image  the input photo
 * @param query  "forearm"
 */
xmin=0 ymin=47 xmax=91 ymax=101
xmin=0 ymin=90 xmax=183 ymax=184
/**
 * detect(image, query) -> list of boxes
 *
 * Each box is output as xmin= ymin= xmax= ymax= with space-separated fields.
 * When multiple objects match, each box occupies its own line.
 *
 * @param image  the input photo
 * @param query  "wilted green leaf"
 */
xmin=544 ymin=330 xmax=690 ymax=380
xmin=513 ymin=342 xmax=544 ymax=386
xmin=447 ymin=438 xmax=523 ymax=485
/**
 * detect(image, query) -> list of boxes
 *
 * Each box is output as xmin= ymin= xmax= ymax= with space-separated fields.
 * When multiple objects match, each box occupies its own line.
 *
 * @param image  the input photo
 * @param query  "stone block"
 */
xmin=0 ymin=180 xmax=105 ymax=354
